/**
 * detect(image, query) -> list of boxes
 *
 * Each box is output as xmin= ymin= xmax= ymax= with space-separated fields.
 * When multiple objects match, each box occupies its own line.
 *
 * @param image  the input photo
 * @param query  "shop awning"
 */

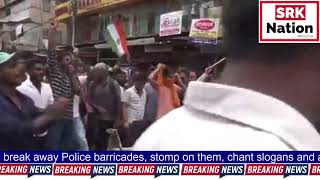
xmin=94 ymin=37 xmax=155 ymax=49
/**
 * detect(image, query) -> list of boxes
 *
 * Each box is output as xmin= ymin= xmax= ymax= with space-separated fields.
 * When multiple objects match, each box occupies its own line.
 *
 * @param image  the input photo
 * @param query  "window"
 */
xmin=76 ymin=15 xmax=100 ymax=43
xmin=5 ymin=0 xmax=16 ymax=6
xmin=43 ymin=28 xmax=49 ymax=39
xmin=55 ymin=0 xmax=69 ymax=5
xmin=214 ymin=0 xmax=223 ymax=6
xmin=42 ymin=0 xmax=51 ymax=12
xmin=147 ymin=12 xmax=155 ymax=35
xmin=5 ymin=8 xmax=10 ymax=16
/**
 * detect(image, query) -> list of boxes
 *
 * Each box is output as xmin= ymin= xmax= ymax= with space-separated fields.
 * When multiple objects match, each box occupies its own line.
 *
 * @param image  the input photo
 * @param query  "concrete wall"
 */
xmin=0 ymin=0 xmax=5 ymax=8
xmin=0 ymin=0 xmax=54 ymax=23
xmin=0 ymin=0 xmax=56 ymax=51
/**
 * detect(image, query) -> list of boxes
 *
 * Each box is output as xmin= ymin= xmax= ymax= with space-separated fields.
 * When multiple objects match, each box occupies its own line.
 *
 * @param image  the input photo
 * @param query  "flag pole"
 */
xmin=210 ymin=57 xmax=226 ymax=69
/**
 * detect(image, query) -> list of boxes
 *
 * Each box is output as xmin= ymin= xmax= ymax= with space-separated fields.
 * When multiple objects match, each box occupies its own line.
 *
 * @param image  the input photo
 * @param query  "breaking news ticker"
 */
xmin=0 ymin=151 xmax=320 ymax=178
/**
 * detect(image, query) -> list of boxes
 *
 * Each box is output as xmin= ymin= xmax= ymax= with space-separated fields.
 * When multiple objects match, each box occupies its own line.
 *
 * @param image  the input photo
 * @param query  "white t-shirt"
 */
xmin=74 ymin=75 xmax=87 ymax=118
xmin=73 ymin=95 xmax=80 ymax=118
xmin=134 ymin=82 xmax=320 ymax=150
xmin=120 ymin=86 xmax=125 ymax=102
xmin=17 ymin=78 xmax=54 ymax=110
xmin=123 ymin=86 xmax=147 ymax=124
xmin=78 ymin=75 xmax=87 ymax=85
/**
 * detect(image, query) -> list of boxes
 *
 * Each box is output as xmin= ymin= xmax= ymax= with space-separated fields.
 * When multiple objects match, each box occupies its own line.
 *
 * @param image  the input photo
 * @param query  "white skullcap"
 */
xmin=94 ymin=62 xmax=111 ymax=71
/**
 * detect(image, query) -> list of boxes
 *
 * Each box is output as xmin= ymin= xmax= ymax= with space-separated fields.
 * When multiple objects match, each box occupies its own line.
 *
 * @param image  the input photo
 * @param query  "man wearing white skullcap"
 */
xmin=86 ymin=62 xmax=122 ymax=150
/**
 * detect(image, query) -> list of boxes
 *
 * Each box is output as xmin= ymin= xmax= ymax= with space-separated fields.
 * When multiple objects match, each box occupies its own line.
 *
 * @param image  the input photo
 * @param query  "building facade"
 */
xmin=0 ymin=0 xmax=56 ymax=52
xmin=55 ymin=0 xmax=223 ymax=66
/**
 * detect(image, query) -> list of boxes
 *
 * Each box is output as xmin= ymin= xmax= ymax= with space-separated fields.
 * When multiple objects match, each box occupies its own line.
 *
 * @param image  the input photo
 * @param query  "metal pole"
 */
xmin=97 ymin=50 xmax=100 ymax=63
xmin=40 ymin=0 xmax=43 ymax=25
xmin=72 ymin=13 xmax=75 ymax=48
xmin=71 ymin=0 xmax=77 ymax=48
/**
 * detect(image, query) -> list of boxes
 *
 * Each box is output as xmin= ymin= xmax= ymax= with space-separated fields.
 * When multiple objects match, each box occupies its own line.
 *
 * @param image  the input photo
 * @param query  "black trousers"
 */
xmin=32 ymin=136 xmax=47 ymax=150
xmin=124 ymin=120 xmax=151 ymax=147
xmin=87 ymin=115 xmax=114 ymax=150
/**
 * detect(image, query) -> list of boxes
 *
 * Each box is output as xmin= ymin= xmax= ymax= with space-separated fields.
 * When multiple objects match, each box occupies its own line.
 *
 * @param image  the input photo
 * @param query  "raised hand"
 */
xmin=205 ymin=66 xmax=214 ymax=75
xmin=48 ymin=19 xmax=58 ymax=32
xmin=46 ymin=97 xmax=70 ymax=119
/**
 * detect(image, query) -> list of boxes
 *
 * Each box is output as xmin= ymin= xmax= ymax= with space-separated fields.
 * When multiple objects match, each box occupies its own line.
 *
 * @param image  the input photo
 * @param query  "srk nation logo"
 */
xmin=259 ymin=0 xmax=319 ymax=43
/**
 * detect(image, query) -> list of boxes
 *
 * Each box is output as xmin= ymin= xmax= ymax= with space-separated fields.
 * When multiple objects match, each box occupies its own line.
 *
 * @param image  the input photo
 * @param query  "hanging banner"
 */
xmin=160 ymin=11 xmax=183 ymax=37
xmin=189 ymin=18 xmax=220 ymax=39
xmin=15 ymin=24 xmax=24 ymax=38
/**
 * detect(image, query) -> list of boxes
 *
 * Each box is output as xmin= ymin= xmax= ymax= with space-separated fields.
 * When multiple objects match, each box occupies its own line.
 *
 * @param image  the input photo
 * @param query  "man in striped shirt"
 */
xmin=45 ymin=20 xmax=80 ymax=150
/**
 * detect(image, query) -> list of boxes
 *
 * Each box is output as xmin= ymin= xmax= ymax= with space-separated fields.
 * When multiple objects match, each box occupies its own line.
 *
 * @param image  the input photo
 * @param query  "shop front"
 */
xmin=55 ymin=0 xmax=224 ymax=67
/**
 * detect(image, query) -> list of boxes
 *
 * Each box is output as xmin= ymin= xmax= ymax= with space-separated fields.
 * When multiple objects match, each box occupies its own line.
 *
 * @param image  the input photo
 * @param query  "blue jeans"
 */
xmin=46 ymin=119 xmax=79 ymax=150
xmin=73 ymin=117 xmax=89 ymax=151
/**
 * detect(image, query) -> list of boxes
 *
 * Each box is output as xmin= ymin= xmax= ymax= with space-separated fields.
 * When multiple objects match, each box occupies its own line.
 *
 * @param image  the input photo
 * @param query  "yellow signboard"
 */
xmin=101 ymin=0 xmax=128 ymax=6
xmin=54 ymin=2 xmax=70 ymax=21
xmin=55 ymin=0 xmax=131 ymax=21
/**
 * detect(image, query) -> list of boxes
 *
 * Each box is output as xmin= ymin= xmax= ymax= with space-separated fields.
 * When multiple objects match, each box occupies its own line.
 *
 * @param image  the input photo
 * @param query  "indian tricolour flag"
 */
xmin=104 ymin=18 xmax=130 ymax=62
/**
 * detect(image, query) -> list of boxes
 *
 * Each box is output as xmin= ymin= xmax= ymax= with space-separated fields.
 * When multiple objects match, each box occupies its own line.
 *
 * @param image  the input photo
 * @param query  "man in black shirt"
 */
xmin=0 ymin=52 xmax=69 ymax=150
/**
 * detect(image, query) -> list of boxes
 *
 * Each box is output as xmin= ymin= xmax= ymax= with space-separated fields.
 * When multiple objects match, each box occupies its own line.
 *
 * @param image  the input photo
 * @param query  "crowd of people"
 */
xmin=133 ymin=0 xmax=320 ymax=150
xmin=4 ymin=0 xmax=317 ymax=151
xmin=0 ymin=20 xmax=214 ymax=150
